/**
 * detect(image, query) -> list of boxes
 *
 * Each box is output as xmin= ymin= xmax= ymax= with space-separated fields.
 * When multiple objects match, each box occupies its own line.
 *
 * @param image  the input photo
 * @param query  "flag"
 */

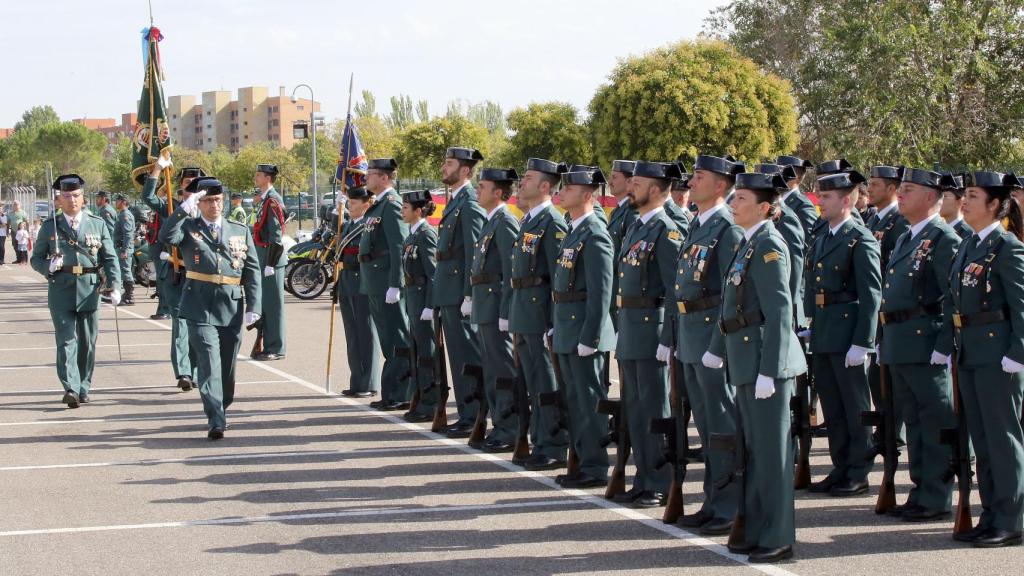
xmin=336 ymin=114 xmax=368 ymax=190
xmin=130 ymin=26 xmax=173 ymax=188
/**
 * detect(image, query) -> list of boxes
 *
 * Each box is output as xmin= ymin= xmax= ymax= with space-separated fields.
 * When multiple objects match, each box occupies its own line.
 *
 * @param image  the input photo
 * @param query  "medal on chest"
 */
xmin=84 ymin=234 xmax=100 ymax=256
xmin=912 ymin=239 xmax=932 ymax=271
xmin=559 ymin=247 xmax=577 ymax=269
xmin=403 ymin=243 xmax=418 ymax=261
xmin=521 ymin=232 xmax=541 ymax=254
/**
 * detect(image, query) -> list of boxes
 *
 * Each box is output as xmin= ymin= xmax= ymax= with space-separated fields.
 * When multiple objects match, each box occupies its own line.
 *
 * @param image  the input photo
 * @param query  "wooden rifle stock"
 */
xmin=430 ymin=316 xmax=450 ymax=433
xmin=661 ymin=348 xmax=685 ymax=523
xmin=546 ymin=336 xmax=580 ymax=475
xmin=463 ymin=364 xmax=487 ymax=447
xmin=247 ymin=318 xmax=264 ymax=358
xmin=948 ymin=353 xmax=973 ymax=536
xmin=870 ymin=362 xmax=898 ymax=514
xmin=599 ymin=385 xmax=630 ymax=499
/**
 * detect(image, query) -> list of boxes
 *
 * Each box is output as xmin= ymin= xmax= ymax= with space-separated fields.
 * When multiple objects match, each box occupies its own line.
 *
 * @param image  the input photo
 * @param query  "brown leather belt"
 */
xmin=358 ymin=250 xmax=389 ymax=263
xmin=719 ymin=310 xmax=765 ymax=334
xmin=815 ymin=291 xmax=858 ymax=308
xmin=879 ymin=303 xmax=941 ymax=326
xmin=511 ymin=276 xmax=549 ymax=289
xmin=57 ymin=265 xmax=99 ymax=276
xmin=185 ymin=271 xmax=241 ymax=285
xmin=953 ymin=308 xmax=1009 ymax=329
xmin=677 ymin=294 xmax=721 ymax=314
xmin=617 ymin=296 xmax=664 ymax=309
xmin=470 ymin=273 xmax=502 ymax=286
xmin=552 ymin=291 xmax=587 ymax=303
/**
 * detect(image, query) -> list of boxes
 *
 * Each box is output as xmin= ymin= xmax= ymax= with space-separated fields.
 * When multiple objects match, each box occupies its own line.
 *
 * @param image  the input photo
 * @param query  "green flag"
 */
xmin=130 ymin=26 xmax=173 ymax=188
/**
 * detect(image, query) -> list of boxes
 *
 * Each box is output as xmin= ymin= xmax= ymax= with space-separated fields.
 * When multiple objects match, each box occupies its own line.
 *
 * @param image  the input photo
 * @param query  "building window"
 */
xmin=296 ymin=105 xmax=304 ymax=111
xmin=244 ymin=121 xmax=248 ymax=126
xmin=207 ymin=138 xmax=212 ymax=143
xmin=244 ymin=135 xmax=248 ymax=139
xmin=172 ymin=114 xmax=177 ymax=119
xmin=206 ymin=111 xmax=211 ymax=116
xmin=207 ymin=124 xmax=212 ymax=129
xmin=243 ymin=107 xmax=247 ymax=112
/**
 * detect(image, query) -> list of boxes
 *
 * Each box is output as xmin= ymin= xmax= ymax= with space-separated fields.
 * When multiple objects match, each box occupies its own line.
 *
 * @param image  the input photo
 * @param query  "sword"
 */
xmin=112 ymin=299 xmax=123 ymax=362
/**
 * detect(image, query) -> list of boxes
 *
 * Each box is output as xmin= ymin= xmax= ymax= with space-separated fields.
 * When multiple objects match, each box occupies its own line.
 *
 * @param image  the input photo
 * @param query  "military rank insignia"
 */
xmin=366 ymin=217 xmax=381 ymax=231
xmin=763 ymin=250 xmax=782 ymax=264
xmin=191 ymin=231 xmax=203 ymax=242
xmin=403 ymin=243 xmax=418 ymax=260
xmin=479 ymin=233 xmax=492 ymax=255
xmin=228 ymin=236 xmax=246 ymax=270
xmin=962 ymin=263 xmax=983 ymax=288
xmin=667 ymin=230 xmax=682 ymax=241
xmin=521 ymin=233 xmax=541 ymax=254
xmin=555 ymin=231 xmax=566 ymax=240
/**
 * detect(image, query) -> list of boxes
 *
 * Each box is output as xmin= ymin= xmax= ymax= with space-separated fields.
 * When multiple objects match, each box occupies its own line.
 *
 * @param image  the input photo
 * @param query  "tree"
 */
xmin=33 ymin=121 xmax=108 ymax=184
xmin=353 ymin=90 xmax=377 ymax=119
xmin=588 ymin=40 xmax=799 ymax=170
xmin=223 ymin=142 xmax=309 ymax=195
xmin=705 ymin=0 xmax=1024 ymax=168
xmin=351 ymin=116 xmax=397 ymax=162
xmin=14 ymin=105 xmax=60 ymax=132
xmin=292 ymin=133 xmax=341 ymax=195
xmin=100 ymin=137 xmax=134 ymax=193
xmin=394 ymin=115 xmax=489 ymax=179
xmin=385 ymin=95 xmax=416 ymax=131
xmin=497 ymin=102 xmax=592 ymax=169
xmin=415 ymin=100 xmax=430 ymax=123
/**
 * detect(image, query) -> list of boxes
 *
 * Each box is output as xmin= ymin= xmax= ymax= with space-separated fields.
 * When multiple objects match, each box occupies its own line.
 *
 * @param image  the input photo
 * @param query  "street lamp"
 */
xmin=290 ymin=84 xmax=320 ymax=227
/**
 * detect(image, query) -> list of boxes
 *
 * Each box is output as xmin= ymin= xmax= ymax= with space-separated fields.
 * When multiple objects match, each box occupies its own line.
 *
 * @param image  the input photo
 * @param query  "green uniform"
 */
xmin=114 ymin=207 xmax=135 ymax=285
xmin=470 ymin=204 xmax=520 ymax=443
xmin=866 ymin=205 xmax=910 ymax=423
xmin=672 ymin=203 xmax=743 ymax=521
xmin=783 ymin=188 xmax=819 ymax=238
xmin=30 ymin=213 xmax=121 ymax=397
xmin=359 ymin=188 xmax=412 ymax=404
xmin=608 ymin=198 xmax=638 ymax=331
xmin=715 ymin=220 xmax=806 ymax=550
xmin=402 ymin=220 xmax=438 ymax=418
xmin=879 ymin=215 xmax=959 ymax=513
xmin=228 ymin=205 xmax=247 ymax=224
xmin=509 ymin=200 xmax=569 ymax=459
xmin=432 ymin=183 xmax=486 ymax=426
xmin=97 ymin=203 xmax=117 ymax=236
xmin=941 ymin=225 xmax=1024 ymax=532
xmin=664 ymin=196 xmax=693 ymax=236
xmin=141 ymin=177 xmax=197 ymax=382
xmin=159 ymin=208 xmax=261 ymax=429
xmin=335 ymin=217 xmax=380 ymax=394
xmin=804 ymin=217 xmax=881 ymax=485
xmin=552 ymin=211 xmax=616 ymax=478
xmin=777 ymin=204 xmax=806 ymax=325
xmin=252 ymin=187 xmax=287 ymax=356
xmin=950 ymin=218 xmax=973 ymax=240
xmin=616 ymin=207 xmax=683 ymax=494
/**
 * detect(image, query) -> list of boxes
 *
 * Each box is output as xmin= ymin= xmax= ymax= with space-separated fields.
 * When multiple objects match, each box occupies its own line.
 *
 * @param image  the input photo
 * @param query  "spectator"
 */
xmin=0 ymin=205 xmax=8 ymax=264
xmin=14 ymin=221 xmax=29 ymax=264
xmin=8 ymin=200 xmax=28 ymax=261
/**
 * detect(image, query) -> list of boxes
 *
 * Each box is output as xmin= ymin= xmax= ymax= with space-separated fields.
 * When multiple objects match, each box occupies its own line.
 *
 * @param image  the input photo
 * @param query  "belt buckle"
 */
xmin=72 ymin=265 xmax=83 ymax=275
xmin=815 ymin=292 xmax=825 ymax=308
xmin=677 ymin=301 xmax=687 ymax=314
xmin=616 ymin=295 xmax=622 ymax=307
xmin=952 ymin=314 xmax=962 ymax=328
xmin=879 ymin=313 xmax=888 ymax=326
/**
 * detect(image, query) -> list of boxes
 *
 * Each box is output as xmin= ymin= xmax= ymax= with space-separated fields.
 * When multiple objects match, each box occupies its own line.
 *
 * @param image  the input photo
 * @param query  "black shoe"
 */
xmin=555 ymin=471 xmax=582 ymax=485
xmin=177 ymin=376 xmax=194 ymax=392
xmin=728 ymin=542 xmax=757 ymax=554
xmin=62 ymin=391 xmax=80 ymax=409
xmin=445 ymin=422 xmax=475 ymax=438
xmin=403 ymin=412 xmax=433 ymax=423
xmin=954 ymin=524 xmax=990 ymax=543
xmin=255 ymin=353 xmax=284 ymax=361
xmin=748 ymin=545 xmax=793 ymax=563
xmin=150 ymin=313 xmax=170 ymax=320
xmin=121 ymin=299 xmax=135 ymax=306
xmin=207 ymin=427 xmax=224 ymax=440
xmin=886 ymin=502 xmax=919 ymax=518
xmin=811 ymin=424 xmax=828 ymax=438
xmin=685 ymin=446 xmax=705 ymax=463
xmin=562 ymin=473 xmax=607 ymax=489
xmin=808 ymin=475 xmax=843 ymax=493
xmin=340 ymin=389 xmax=358 ymax=397
xmin=972 ymin=527 xmax=1022 ymax=548
xmin=79 ymin=394 xmax=90 ymax=404
xmin=829 ymin=479 xmax=869 ymax=497
xmin=369 ymin=400 xmax=387 ymax=410
xmin=700 ymin=517 xmax=734 ymax=536
xmin=524 ymin=455 xmax=567 ymax=471
xmin=482 ymin=439 xmax=514 ymax=453
xmin=901 ymin=507 xmax=951 ymax=522
xmin=677 ymin=509 xmax=714 ymax=528
xmin=632 ymin=491 xmax=667 ymax=508
xmin=383 ymin=401 xmax=410 ymax=412
xmin=611 ymin=486 xmax=645 ymax=503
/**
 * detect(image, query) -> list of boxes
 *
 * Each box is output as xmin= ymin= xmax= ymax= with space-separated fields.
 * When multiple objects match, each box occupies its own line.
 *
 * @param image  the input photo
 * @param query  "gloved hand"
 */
xmin=656 ymin=344 xmax=672 ymax=363
xmin=930 ymin=350 xmax=950 ymax=367
xmin=263 ymin=266 xmax=275 ymax=278
xmin=159 ymin=251 xmax=170 ymax=261
xmin=577 ymin=343 xmax=597 ymax=357
xmin=544 ymin=328 xmax=553 ymax=350
xmin=244 ymin=312 xmax=261 ymax=327
xmin=420 ymin=308 xmax=433 ymax=322
xmin=109 ymin=290 xmax=122 ymax=306
xmin=48 ymin=255 xmax=63 ymax=273
xmin=1001 ymin=356 xmax=1024 ymax=374
xmin=460 ymin=297 xmax=473 ymax=317
xmin=156 ymin=155 xmax=173 ymax=170
xmin=845 ymin=344 xmax=869 ymax=367
xmin=874 ymin=344 xmax=882 ymax=364
xmin=180 ymin=190 xmax=205 ymax=216
xmin=754 ymin=374 xmax=776 ymax=399
xmin=701 ymin=351 xmax=724 ymax=369
xmin=498 ymin=318 xmax=509 ymax=332
xmin=797 ymin=328 xmax=811 ymax=339
xmin=385 ymin=287 xmax=400 ymax=304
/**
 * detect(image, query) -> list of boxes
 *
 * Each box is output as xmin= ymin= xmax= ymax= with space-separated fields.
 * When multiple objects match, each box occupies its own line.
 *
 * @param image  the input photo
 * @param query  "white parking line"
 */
xmin=12 ymin=276 xmax=38 ymax=284
xmin=0 ymin=343 xmax=164 ymax=352
xmin=0 ymin=499 xmax=584 ymax=537
xmin=0 ymin=360 xmax=166 ymax=371
xmin=0 ymin=407 xmax=360 ymax=428
xmin=0 ymin=380 xmax=292 ymax=395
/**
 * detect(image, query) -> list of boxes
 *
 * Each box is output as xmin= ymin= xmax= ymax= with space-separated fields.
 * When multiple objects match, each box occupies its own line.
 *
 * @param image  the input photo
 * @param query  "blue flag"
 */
xmin=336 ymin=114 xmax=368 ymax=189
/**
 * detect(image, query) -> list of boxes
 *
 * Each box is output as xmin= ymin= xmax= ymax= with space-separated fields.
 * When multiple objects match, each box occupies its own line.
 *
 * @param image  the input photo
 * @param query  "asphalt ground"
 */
xmin=0 ymin=262 xmax=1017 ymax=575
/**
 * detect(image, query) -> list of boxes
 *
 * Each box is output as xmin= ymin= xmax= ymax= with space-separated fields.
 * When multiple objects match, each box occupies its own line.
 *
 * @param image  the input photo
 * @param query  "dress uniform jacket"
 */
xmin=98 ymin=203 xmax=117 ymax=236
xmin=252 ymin=186 xmax=287 ymax=356
xmin=402 ymin=220 xmax=438 ymax=417
xmin=114 ymin=207 xmax=135 ymax=281
xmin=784 ymin=189 xmax=819 ymax=238
xmin=866 ymin=205 xmax=910 ymax=413
xmin=336 ymin=217 xmax=380 ymax=395
xmin=608 ymin=199 xmax=638 ymax=331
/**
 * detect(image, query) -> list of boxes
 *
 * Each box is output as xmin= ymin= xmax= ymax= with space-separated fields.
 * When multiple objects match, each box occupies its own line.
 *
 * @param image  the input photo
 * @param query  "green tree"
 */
xmin=34 ymin=121 xmax=108 ymax=183
xmin=224 ymin=142 xmax=309 ymax=196
xmin=292 ymin=133 xmax=341 ymax=195
xmin=353 ymin=90 xmax=377 ymax=119
xmin=351 ymin=116 xmax=396 ymax=162
xmin=415 ymin=100 xmax=430 ymax=123
xmin=394 ymin=115 xmax=489 ymax=179
xmin=14 ymin=105 xmax=60 ymax=132
xmin=497 ymin=102 xmax=591 ymax=169
xmin=588 ymin=40 xmax=798 ymax=169
xmin=100 ymin=137 xmax=134 ymax=192
xmin=385 ymin=95 xmax=416 ymax=131
xmin=705 ymin=0 xmax=1024 ymax=168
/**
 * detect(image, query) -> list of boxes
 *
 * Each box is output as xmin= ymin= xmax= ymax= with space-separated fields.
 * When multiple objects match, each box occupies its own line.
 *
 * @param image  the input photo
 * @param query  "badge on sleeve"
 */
xmin=763 ymin=250 xmax=782 ymax=264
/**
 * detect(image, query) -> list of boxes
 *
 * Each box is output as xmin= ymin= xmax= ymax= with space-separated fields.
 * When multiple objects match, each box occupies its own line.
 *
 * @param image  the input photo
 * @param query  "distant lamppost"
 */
xmin=290 ymin=84 xmax=324 ymax=227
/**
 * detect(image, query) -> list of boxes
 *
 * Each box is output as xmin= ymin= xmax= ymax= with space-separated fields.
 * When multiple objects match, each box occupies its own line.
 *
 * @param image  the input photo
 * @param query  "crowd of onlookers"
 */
xmin=0 ymin=201 xmax=40 ymax=265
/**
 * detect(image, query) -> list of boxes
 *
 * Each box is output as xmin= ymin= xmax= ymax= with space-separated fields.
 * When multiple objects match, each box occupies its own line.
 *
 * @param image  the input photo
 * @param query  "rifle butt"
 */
xmin=727 ymin=515 xmax=746 ymax=550
xmin=567 ymin=448 xmax=581 ymax=476
xmin=662 ymin=483 xmax=684 ymax=524
xmin=794 ymin=459 xmax=811 ymax=490
xmin=604 ymin=469 xmax=626 ymax=499
xmin=874 ymin=479 xmax=896 ymax=515
xmin=512 ymin=435 xmax=531 ymax=464
xmin=431 ymin=397 xmax=449 ymax=433
xmin=468 ymin=413 xmax=487 ymax=446
xmin=953 ymin=497 xmax=973 ymax=536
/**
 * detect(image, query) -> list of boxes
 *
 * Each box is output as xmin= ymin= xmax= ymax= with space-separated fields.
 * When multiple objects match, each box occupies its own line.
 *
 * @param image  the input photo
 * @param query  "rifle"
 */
xmin=651 ymin=332 xmax=686 ymax=523
xmin=247 ymin=316 xmax=265 ymax=358
xmin=940 ymin=352 xmax=973 ymax=537
xmin=430 ymin=315 xmax=450 ymax=433
xmin=792 ymin=334 xmax=813 ymax=489
xmin=496 ymin=335 xmax=531 ymax=464
xmin=463 ymin=364 xmax=487 ymax=448
xmin=541 ymin=334 xmax=580 ymax=475
xmin=710 ymin=404 xmax=746 ymax=551
xmin=861 ymin=362 xmax=899 ymax=513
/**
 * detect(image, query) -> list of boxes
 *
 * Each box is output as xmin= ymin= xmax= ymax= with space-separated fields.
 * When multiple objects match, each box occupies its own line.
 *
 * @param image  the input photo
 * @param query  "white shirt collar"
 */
xmin=909 ymin=214 xmax=939 ymax=239
xmin=975 ymin=220 xmax=1001 ymax=242
xmin=352 ymin=216 xmax=364 ymax=224
xmin=450 ymin=181 xmax=470 ymax=201
xmin=487 ymin=203 xmax=506 ymax=221
xmin=617 ymin=196 xmax=631 ymax=208
xmin=829 ymin=216 xmax=852 ymax=236
xmin=948 ymin=217 xmax=964 ymax=229
xmin=64 ymin=213 xmax=82 ymax=228
xmin=570 ymin=212 xmax=591 ymax=230
xmin=697 ymin=203 xmax=726 ymax=226
xmin=528 ymin=199 xmax=552 ymax=220
xmin=743 ymin=219 xmax=770 ymax=241
xmin=259 ymin=187 xmax=274 ymax=200
xmin=876 ymin=202 xmax=897 ymax=219
xmin=381 ymin=187 xmax=396 ymax=197
xmin=410 ymin=219 xmax=425 ymax=234
xmin=202 ymin=216 xmax=224 ymax=230
xmin=639 ymin=206 xmax=665 ymax=225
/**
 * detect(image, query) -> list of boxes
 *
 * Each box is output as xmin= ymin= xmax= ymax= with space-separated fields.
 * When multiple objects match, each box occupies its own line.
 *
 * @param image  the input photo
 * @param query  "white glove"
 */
xmin=180 ymin=190 xmax=205 ymax=216
xmin=702 ymin=351 xmax=724 ymax=369
xmin=930 ymin=350 xmax=951 ymax=367
xmin=460 ymin=297 xmax=473 ymax=317
xmin=577 ymin=343 xmax=597 ymax=357
xmin=109 ymin=290 xmax=122 ymax=306
xmin=1001 ymin=356 xmax=1024 ymax=374
xmin=263 ymin=266 xmax=275 ymax=278
xmin=420 ymin=308 xmax=433 ymax=321
xmin=754 ymin=374 xmax=776 ymax=399
xmin=244 ymin=312 xmax=261 ymax=326
xmin=48 ymin=255 xmax=63 ymax=273
xmin=845 ymin=345 xmax=869 ymax=367
xmin=156 ymin=155 xmax=172 ymax=169
xmin=874 ymin=344 xmax=882 ymax=364
xmin=498 ymin=318 xmax=509 ymax=332
xmin=656 ymin=344 xmax=672 ymax=363
xmin=544 ymin=328 xmax=553 ymax=350
xmin=385 ymin=287 xmax=400 ymax=304
xmin=797 ymin=328 xmax=811 ymax=339
xmin=159 ymin=251 xmax=170 ymax=261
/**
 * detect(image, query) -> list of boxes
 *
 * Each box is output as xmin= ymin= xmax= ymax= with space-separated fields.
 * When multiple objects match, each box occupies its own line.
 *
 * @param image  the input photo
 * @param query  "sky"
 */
xmin=0 ymin=0 xmax=730 ymax=129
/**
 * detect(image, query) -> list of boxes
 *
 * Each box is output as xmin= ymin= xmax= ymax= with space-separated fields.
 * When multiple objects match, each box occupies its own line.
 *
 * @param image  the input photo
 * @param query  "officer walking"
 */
xmin=30 ymin=174 xmax=122 ymax=408
xmin=113 ymin=193 xmax=136 ymax=306
xmin=470 ymin=168 xmax=521 ymax=451
xmin=399 ymin=189 xmax=439 ymax=422
xmin=94 ymin=191 xmax=117 ymax=235
xmin=252 ymin=164 xmax=287 ymax=361
xmin=159 ymin=177 xmax=261 ymax=439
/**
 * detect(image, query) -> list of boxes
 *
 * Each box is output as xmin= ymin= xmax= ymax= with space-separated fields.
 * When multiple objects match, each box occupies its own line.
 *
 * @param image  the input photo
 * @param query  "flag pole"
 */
xmin=325 ymin=73 xmax=355 ymax=393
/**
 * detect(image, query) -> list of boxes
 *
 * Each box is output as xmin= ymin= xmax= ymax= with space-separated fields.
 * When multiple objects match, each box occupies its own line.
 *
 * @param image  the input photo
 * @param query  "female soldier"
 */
xmin=400 ymin=190 xmax=439 ymax=422
xmin=710 ymin=171 xmax=807 ymax=563
xmin=941 ymin=171 xmax=1024 ymax=548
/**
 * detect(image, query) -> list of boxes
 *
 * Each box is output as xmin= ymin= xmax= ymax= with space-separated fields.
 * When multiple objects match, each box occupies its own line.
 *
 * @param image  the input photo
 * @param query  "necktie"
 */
xmin=210 ymin=224 xmax=219 ymax=241
xmin=967 ymin=234 xmax=980 ymax=253
xmin=521 ymin=213 xmax=532 ymax=225
xmin=566 ymin=222 xmax=574 ymax=236
xmin=70 ymin=217 xmax=79 ymax=234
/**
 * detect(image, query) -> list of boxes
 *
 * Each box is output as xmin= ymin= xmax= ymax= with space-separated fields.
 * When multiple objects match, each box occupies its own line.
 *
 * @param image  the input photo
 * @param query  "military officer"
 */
xmin=879 ymin=167 xmax=960 ymax=521
xmin=31 ymin=174 xmax=122 ymax=408
xmin=664 ymin=181 xmax=694 ymax=234
xmin=940 ymin=174 xmax=973 ymax=239
xmin=803 ymin=170 xmax=882 ymax=496
xmin=608 ymin=160 xmax=639 ymax=331
xmin=434 ymin=147 xmax=487 ymax=437
xmin=146 ymin=169 xmax=202 ymax=321
xmin=141 ymin=161 xmax=201 ymax=391
xmin=112 ymin=193 xmax=136 ymax=306
xmin=670 ymin=174 xmax=692 ymax=215
xmin=672 ymin=154 xmax=745 ymax=532
xmin=360 ymin=160 xmax=413 ymax=410
xmin=775 ymin=155 xmax=819 ymax=235
xmin=228 ymin=192 xmax=247 ymax=224
xmin=399 ymin=189 xmax=439 ymax=422
xmin=940 ymin=171 xmax=1024 ymax=547
xmin=159 ymin=177 xmax=261 ymax=439
xmin=509 ymin=158 xmax=570 ymax=468
xmin=251 ymin=164 xmax=287 ymax=360
xmin=615 ymin=161 xmax=685 ymax=507
xmin=334 ymin=187 xmax=381 ymax=398
xmin=470 ymin=168 xmax=521 ymax=451
xmin=94 ymin=191 xmax=117 ymax=235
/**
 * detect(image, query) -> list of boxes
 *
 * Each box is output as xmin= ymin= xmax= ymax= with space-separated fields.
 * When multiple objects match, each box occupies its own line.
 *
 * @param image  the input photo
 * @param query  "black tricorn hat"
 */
xmin=112 ymin=193 xmax=128 ymax=202
xmin=95 ymin=190 xmax=109 ymax=198
xmin=53 ymin=174 xmax=85 ymax=192
xmin=777 ymin=155 xmax=814 ymax=169
xmin=816 ymin=158 xmax=853 ymax=176
xmin=188 ymin=177 xmax=224 ymax=196
xmin=901 ymin=167 xmax=943 ymax=189
xmin=939 ymin=173 xmax=965 ymax=196
xmin=817 ymin=170 xmax=867 ymax=192
xmin=446 ymin=147 xmax=484 ymax=163
xmin=561 ymin=168 xmax=607 ymax=187
xmin=346 ymin=186 xmax=371 ymax=201
xmin=402 ymin=189 xmax=433 ymax=204
xmin=754 ymin=163 xmax=783 ymax=175
xmin=256 ymin=164 xmax=279 ymax=176
xmin=964 ymin=171 xmax=1019 ymax=193
xmin=693 ymin=155 xmax=745 ymax=180
xmin=178 ymin=167 xmax=206 ymax=182
xmin=368 ymin=158 xmax=398 ymax=171
xmin=611 ymin=160 xmax=636 ymax=176
xmin=672 ymin=173 xmax=693 ymax=191
xmin=735 ymin=172 xmax=787 ymax=193
xmin=870 ymin=165 xmax=903 ymax=181
xmin=634 ymin=161 xmax=683 ymax=181
xmin=526 ymin=158 xmax=568 ymax=176
xmin=479 ymin=168 xmax=519 ymax=183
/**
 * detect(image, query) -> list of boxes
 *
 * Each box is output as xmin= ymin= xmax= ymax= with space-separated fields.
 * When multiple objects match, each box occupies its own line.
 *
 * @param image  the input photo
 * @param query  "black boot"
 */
xmin=123 ymin=282 xmax=135 ymax=306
